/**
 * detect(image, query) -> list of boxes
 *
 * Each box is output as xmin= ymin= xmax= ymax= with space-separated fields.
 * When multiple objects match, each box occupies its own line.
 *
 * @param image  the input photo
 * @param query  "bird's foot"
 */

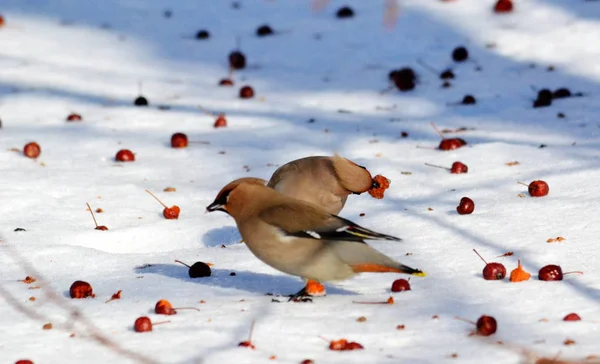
xmin=287 ymin=287 xmax=313 ymax=303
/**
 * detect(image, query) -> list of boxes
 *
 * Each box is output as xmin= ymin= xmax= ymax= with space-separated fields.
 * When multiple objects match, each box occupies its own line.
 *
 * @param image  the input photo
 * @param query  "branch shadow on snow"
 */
xmin=134 ymin=263 xmax=357 ymax=297
xmin=534 ymin=0 xmax=600 ymax=21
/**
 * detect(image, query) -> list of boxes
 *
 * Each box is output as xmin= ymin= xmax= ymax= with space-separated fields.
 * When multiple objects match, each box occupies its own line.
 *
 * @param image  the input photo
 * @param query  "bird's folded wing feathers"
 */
xmin=259 ymin=204 xmax=401 ymax=243
xmin=266 ymin=162 xmax=299 ymax=188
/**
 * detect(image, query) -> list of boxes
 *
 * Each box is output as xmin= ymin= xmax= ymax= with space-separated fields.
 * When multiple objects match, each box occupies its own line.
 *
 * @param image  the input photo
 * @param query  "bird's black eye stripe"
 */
xmin=215 ymin=189 xmax=232 ymax=205
xmin=358 ymin=165 xmax=367 ymax=170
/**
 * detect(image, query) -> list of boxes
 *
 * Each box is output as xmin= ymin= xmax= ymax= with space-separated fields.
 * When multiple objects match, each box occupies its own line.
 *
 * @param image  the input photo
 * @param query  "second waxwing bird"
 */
xmin=267 ymin=154 xmax=377 ymax=215
xmin=266 ymin=154 xmax=386 ymax=297
xmin=206 ymin=178 xmax=425 ymax=301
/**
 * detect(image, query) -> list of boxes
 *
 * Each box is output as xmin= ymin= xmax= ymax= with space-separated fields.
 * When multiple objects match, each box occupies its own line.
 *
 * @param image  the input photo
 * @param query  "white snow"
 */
xmin=1 ymin=0 xmax=600 ymax=363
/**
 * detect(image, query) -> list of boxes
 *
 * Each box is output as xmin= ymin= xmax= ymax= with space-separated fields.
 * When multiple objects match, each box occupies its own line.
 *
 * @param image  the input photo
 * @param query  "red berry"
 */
xmin=476 ymin=315 xmax=497 ymax=336
xmin=146 ymin=190 xmax=180 ymax=220
xmin=95 ymin=226 xmax=108 ymax=231
xmin=456 ymin=197 xmax=474 ymax=215
xmin=452 ymin=47 xmax=469 ymax=62
xmin=329 ymin=339 xmax=348 ymax=350
xmin=473 ymin=249 xmax=506 ymax=280
xmin=174 ymin=260 xmax=212 ymax=278
xmin=155 ymin=299 xmax=177 ymax=315
xmin=229 ymin=51 xmax=246 ymax=70
xmin=66 ymin=113 xmax=82 ymax=122
xmin=115 ymin=149 xmax=135 ymax=162
xmin=69 ymin=280 xmax=95 ymax=299
xmin=538 ymin=264 xmax=563 ymax=281
xmin=188 ymin=262 xmax=211 ymax=278
xmin=439 ymin=138 xmax=466 ymax=150
xmin=256 ymin=24 xmax=274 ymax=37
xmin=133 ymin=316 xmax=170 ymax=332
xmin=528 ymin=180 xmax=549 ymax=197
xmin=239 ymin=86 xmax=255 ymax=99
xmin=134 ymin=96 xmax=149 ymax=106
xmin=15 ymin=361 xmax=34 ymax=364
xmin=391 ymin=68 xmax=417 ymax=91
xmin=214 ymin=114 xmax=227 ymax=128
xmin=345 ymin=342 xmax=364 ymax=350
xmin=0 ymin=15 xmax=5 ymax=27
xmin=391 ymin=279 xmax=411 ymax=292
xmin=300 ymin=361 xmax=314 ymax=364
xmin=483 ymin=263 xmax=506 ymax=280
xmin=450 ymin=161 xmax=468 ymax=174
xmin=219 ymin=78 xmax=234 ymax=86
xmin=494 ymin=0 xmax=513 ymax=13
xmin=195 ymin=30 xmax=210 ymax=39
xmin=461 ymin=95 xmax=476 ymax=105
xmin=336 ymin=6 xmax=355 ymax=19
xmin=238 ymin=341 xmax=255 ymax=349
xmin=23 ymin=142 xmax=41 ymax=159
xmin=134 ymin=316 xmax=152 ymax=332
xmin=163 ymin=206 xmax=180 ymax=219
xmin=440 ymin=69 xmax=455 ymax=79
xmin=563 ymin=313 xmax=581 ymax=321
xmin=170 ymin=133 xmax=188 ymax=148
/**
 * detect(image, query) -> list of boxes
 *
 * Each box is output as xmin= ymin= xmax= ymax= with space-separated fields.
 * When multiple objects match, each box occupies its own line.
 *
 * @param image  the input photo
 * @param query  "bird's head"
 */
xmin=206 ymin=177 xmax=267 ymax=215
xmin=331 ymin=154 xmax=373 ymax=194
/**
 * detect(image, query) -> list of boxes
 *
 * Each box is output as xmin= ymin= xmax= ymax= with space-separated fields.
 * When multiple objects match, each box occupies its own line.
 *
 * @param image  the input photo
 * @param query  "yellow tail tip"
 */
xmin=412 ymin=271 xmax=427 ymax=277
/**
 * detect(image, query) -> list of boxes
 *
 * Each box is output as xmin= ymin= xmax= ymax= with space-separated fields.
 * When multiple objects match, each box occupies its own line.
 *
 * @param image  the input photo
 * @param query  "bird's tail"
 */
xmin=329 ymin=240 xmax=426 ymax=277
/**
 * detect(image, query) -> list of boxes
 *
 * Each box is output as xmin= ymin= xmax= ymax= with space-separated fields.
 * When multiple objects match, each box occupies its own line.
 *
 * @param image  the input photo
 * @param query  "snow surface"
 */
xmin=1 ymin=0 xmax=600 ymax=363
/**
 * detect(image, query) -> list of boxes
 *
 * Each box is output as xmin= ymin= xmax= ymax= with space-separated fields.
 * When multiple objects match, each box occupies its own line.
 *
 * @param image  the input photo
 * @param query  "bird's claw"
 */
xmin=287 ymin=287 xmax=314 ymax=303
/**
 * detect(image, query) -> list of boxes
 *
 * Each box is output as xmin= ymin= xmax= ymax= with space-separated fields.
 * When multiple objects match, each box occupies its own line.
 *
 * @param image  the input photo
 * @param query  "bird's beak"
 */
xmin=206 ymin=201 xmax=227 ymax=213
xmin=371 ymin=179 xmax=380 ymax=189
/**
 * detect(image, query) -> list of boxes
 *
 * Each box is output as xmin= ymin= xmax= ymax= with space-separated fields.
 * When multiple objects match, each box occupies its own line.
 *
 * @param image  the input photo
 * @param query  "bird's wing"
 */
xmin=259 ymin=203 xmax=401 ymax=243
xmin=266 ymin=161 xmax=300 ymax=189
